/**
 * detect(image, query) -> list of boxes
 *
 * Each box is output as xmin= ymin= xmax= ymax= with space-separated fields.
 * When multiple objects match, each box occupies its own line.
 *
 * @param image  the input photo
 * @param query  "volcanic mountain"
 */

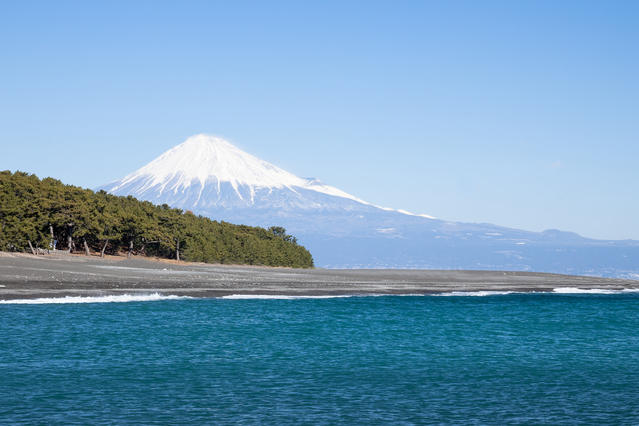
xmin=100 ymin=134 xmax=639 ymax=277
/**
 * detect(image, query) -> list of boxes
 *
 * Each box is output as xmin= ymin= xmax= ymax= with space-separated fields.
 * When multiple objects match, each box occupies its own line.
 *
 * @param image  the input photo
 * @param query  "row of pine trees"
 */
xmin=0 ymin=171 xmax=314 ymax=268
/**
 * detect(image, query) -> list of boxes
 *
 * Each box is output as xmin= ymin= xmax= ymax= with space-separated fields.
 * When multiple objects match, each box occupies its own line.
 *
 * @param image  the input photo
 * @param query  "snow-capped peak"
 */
xmin=112 ymin=134 xmax=301 ymax=190
xmin=105 ymin=134 xmax=434 ymax=218
xmin=109 ymin=134 xmax=366 ymax=203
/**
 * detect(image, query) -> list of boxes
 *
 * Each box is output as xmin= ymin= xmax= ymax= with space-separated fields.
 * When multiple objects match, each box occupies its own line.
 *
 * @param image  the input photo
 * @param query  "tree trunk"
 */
xmin=83 ymin=238 xmax=90 ymax=256
xmin=49 ymin=225 xmax=54 ymax=250
xmin=100 ymin=239 xmax=109 ymax=258
xmin=27 ymin=240 xmax=36 ymax=255
xmin=176 ymin=239 xmax=180 ymax=262
xmin=67 ymin=223 xmax=74 ymax=253
xmin=128 ymin=240 xmax=133 ymax=259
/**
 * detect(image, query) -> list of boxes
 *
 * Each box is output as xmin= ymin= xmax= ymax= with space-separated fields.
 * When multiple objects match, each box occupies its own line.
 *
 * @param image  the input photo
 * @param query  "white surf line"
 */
xmin=433 ymin=288 xmax=639 ymax=296
xmin=434 ymin=291 xmax=517 ymax=297
xmin=0 ymin=293 xmax=192 ymax=304
xmin=220 ymin=294 xmax=356 ymax=300
xmin=4 ymin=289 xmax=637 ymax=304
xmin=221 ymin=292 xmax=521 ymax=299
xmin=552 ymin=287 xmax=639 ymax=294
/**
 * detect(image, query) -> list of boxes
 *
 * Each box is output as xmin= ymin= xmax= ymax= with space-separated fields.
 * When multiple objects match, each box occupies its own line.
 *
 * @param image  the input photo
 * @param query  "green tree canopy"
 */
xmin=0 ymin=171 xmax=313 ymax=268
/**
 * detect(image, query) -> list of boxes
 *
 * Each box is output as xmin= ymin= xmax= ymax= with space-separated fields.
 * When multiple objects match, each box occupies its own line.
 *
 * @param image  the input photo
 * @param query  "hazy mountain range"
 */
xmin=100 ymin=134 xmax=639 ymax=278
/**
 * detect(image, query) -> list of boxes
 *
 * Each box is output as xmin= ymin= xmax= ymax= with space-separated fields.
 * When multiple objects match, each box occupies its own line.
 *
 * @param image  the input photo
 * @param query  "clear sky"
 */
xmin=1 ymin=1 xmax=638 ymax=240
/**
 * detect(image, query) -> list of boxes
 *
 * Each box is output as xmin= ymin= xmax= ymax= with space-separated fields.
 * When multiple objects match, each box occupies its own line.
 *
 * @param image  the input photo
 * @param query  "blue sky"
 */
xmin=1 ymin=1 xmax=638 ymax=240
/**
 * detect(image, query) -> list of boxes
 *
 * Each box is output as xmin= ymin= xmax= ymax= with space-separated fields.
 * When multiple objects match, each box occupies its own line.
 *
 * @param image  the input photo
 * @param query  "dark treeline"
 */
xmin=0 ymin=171 xmax=313 ymax=268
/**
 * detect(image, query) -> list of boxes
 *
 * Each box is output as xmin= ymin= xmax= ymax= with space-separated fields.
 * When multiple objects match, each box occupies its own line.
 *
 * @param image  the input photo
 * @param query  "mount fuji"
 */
xmin=100 ymin=134 xmax=639 ymax=278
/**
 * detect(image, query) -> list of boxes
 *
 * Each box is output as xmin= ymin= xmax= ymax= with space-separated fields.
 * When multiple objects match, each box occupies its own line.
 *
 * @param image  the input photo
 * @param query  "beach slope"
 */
xmin=0 ymin=252 xmax=637 ymax=300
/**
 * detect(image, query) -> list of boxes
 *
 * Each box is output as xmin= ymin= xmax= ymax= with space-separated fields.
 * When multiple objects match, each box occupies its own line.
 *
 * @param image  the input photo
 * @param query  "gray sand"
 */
xmin=0 ymin=252 xmax=637 ymax=300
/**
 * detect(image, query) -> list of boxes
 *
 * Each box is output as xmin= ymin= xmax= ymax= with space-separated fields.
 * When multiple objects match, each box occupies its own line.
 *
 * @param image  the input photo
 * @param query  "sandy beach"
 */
xmin=0 ymin=252 xmax=636 ymax=300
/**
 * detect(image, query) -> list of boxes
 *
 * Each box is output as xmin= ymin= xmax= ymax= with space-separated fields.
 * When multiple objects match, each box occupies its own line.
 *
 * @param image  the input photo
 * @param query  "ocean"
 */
xmin=2 ymin=293 xmax=639 ymax=424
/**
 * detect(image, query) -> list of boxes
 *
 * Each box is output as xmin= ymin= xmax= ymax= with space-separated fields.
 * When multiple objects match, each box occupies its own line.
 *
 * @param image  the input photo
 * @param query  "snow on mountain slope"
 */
xmin=102 ymin=134 xmax=434 ymax=217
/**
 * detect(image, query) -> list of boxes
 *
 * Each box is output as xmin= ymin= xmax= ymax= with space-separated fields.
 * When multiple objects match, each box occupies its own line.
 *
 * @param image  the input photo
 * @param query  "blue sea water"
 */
xmin=2 ymin=293 xmax=639 ymax=424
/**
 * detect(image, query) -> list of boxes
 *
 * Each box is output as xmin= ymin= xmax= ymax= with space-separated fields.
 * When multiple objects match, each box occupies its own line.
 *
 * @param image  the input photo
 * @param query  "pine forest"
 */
xmin=0 ymin=171 xmax=314 ymax=268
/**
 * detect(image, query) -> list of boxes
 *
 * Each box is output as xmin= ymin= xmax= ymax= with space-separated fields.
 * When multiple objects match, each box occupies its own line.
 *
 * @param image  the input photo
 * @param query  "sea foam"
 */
xmin=220 ymin=294 xmax=354 ymax=300
xmin=0 ymin=293 xmax=191 ymax=304
xmin=435 ymin=291 xmax=516 ymax=297
xmin=552 ymin=287 xmax=639 ymax=294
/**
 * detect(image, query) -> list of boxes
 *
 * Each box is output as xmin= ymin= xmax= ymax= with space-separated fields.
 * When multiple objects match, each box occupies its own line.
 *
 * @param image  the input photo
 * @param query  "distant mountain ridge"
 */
xmin=100 ymin=134 xmax=639 ymax=278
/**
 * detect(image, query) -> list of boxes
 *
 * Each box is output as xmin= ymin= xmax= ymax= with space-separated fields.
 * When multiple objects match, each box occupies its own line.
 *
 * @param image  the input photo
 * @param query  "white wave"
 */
xmin=435 ymin=291 xmax=516 ymax=297
xmin=224 ymin=292 xmax=519 ymax=299
xmin=220 ymin=294 xmax=354 ymax=300
xmin=552 ymin=287 xmax=639 ymax=294
xmin=0 ymin=293 xmax=191 ymax=304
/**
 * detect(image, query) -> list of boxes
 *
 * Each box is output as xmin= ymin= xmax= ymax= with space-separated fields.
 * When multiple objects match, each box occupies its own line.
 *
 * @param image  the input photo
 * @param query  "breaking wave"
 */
xmin=220 ymin=294 xmax=354 ymax=300
xmin=435 ymin=291 xmax=516 ymax=297
xmin=4 ymin=289 xmax=639 ymax=304
xmin=552 ymin=287 xmax=639 ymax=294
xmin=0 ymin=293 xmax=191 ymax=305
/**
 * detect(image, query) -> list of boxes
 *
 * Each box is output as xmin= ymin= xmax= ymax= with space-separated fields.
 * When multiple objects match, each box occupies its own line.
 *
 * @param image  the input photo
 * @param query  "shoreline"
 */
xmin=0 ymin=252 xmax=637 ymax=301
